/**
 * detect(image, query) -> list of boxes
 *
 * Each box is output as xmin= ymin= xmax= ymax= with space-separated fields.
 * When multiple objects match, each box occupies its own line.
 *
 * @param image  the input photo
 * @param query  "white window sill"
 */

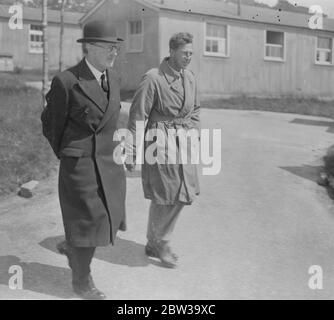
xmin=264 ymin=57 xmax=285 ymax=63
xmin=29 ymin=51 xmax=43 ymax=54
xmin=315 ymin=61 xmax=334 ymax=66
xmin=204 ymin=52 xmax=229 ymax=58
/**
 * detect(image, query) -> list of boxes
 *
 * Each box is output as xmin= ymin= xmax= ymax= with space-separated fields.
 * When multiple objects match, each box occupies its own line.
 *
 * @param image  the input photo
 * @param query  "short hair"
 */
xmin=169 ymin=32 xmax=193 ymax=50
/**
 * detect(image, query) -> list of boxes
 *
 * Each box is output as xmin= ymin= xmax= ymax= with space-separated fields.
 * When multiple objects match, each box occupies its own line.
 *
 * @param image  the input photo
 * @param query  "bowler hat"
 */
xmin=77 ymin=20 xmax=123 ymax=43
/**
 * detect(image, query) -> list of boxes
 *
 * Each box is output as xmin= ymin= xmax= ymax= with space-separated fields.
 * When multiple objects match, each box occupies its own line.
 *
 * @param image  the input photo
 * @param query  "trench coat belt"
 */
xmin=148 ymin=109 xmax=190 ymax=128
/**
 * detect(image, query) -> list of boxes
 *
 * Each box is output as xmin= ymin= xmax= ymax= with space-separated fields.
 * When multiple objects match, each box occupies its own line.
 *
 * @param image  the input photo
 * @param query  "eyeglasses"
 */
xmin=90 ymin=43 xmax=120 ymax=52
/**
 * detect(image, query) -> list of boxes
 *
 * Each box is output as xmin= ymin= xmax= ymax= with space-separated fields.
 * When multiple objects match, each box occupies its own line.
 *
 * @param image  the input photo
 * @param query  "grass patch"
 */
xmin=0 ymin=73 xmax=56 ymax=196
xmin=202 ymin=96 xmax=334 ymax=118
xmin=0 ymin=73 xmax=131 ymax=196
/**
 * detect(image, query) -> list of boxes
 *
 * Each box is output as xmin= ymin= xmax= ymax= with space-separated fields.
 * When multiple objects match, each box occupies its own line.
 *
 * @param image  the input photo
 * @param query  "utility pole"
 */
xmin=59 ymin=0 xmax=67 ymax=72
xmin=42 ymin=0 xmax=48 ymax=105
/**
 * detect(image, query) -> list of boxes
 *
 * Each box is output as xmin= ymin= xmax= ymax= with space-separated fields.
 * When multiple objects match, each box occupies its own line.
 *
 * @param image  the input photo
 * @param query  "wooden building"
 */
xmin=0 ymin=4 xmax=83 ymax=71
xmin=81 ymin=0 xmax=334 ymax=99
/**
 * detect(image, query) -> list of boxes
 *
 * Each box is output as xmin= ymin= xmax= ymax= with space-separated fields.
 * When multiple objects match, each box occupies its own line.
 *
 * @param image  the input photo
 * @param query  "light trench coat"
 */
xmin=127 ymin=58 xmax=200 ymax=205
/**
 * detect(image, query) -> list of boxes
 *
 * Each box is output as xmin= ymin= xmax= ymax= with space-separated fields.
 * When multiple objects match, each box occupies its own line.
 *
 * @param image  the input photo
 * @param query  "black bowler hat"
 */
xmin=77 ymin=20 xmax=124 ymax=43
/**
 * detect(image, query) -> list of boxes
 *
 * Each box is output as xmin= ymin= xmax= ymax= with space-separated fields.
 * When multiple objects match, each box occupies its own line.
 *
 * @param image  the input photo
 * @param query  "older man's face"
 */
xmin=170 ymin=43 xmax=193 ymax=71
xmin=86 ymin=42 xmax=119 ymax=71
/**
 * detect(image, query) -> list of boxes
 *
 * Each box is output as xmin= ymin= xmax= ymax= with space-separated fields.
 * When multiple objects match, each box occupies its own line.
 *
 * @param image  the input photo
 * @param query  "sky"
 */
xmin=255 ymin=0 xmax=334 ymax=17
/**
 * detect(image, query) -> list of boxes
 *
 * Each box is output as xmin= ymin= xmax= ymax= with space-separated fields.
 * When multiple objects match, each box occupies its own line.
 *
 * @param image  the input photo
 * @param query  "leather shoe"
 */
xmin=145 ymin=243 xmax=178 ymax=268
xmin=73 ymin=284 xmax=106 ymax=300
xmin=73 ymin=276 xmax=106 ymax=300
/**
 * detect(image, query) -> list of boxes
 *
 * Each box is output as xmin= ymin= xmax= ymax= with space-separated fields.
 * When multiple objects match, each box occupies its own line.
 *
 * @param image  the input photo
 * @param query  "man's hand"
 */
xmin=125 ymin=163 xmax=135 ymax=172
xmin=124 ymin=156 xmax=136 ymax=172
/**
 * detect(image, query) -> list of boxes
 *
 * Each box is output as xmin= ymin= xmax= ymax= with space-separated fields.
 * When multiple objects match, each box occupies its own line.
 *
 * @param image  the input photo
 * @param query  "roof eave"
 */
xmin=158 ymin=6 xmax=334 ymax=34
xmin=79 ymin=0 xmax=106 ymax=25
xmin=79 ymin=0 xmax=160 ymax=25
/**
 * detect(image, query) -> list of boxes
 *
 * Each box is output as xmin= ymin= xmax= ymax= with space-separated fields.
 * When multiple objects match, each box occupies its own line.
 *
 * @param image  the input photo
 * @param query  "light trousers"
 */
xmin=146 ymin=201 xmax=184 ymax=246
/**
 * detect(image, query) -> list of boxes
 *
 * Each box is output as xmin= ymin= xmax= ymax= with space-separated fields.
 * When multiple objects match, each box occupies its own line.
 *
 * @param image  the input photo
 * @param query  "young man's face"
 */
xmin=86 ymin=42 xmax=119 ymax=71
xmin=170 ymin=43 xmax=193 ymax=70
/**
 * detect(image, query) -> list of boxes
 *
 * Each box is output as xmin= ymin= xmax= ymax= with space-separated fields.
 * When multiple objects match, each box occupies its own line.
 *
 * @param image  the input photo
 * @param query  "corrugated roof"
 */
xmin=81 ymin=0 xmax=334 ymax=32
xmin=0 ymin=4 xmax=83 ymax=25
xmin=143 ymin=0 xmax=334 ymax=32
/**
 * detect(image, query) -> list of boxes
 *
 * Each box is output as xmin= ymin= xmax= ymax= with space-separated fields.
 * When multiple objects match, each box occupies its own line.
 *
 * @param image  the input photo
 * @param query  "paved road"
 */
xmin=1 ymin=108 xmax=334 ymax=300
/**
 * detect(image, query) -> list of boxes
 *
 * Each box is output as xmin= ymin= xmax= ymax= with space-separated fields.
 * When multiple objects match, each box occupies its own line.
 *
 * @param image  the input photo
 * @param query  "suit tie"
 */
xmin=100 ymin=73 xmax=109 ymax=97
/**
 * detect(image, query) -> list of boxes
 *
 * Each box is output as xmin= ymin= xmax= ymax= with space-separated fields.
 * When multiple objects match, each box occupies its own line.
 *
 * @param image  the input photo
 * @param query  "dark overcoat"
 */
xmin=41 ymin=59 xmax=126 ymax=247
xmin=127 ymin=58 xmax=200 ymax=205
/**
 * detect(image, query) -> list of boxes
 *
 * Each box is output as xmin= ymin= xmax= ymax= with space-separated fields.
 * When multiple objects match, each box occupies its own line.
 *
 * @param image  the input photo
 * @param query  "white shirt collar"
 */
xmin=85 ymin=58 xmax=106 ymax=81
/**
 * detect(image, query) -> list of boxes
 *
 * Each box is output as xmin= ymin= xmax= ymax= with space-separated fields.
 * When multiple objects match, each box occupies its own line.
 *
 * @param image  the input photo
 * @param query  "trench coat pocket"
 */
xmin=59 ymin=147 xmax=85 ymax=158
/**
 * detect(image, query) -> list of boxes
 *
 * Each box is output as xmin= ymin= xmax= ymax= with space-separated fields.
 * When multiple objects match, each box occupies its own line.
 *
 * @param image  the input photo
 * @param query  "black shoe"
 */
xmin=73 ymin=285 xmax=106 ymax=300
xmin=73 ymin=277 xmax=106 ymax=300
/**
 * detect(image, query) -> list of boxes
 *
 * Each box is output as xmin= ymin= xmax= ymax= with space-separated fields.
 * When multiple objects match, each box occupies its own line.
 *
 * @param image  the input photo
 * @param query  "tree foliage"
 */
xmin=2 ymin=0 xmax=100 ymax=12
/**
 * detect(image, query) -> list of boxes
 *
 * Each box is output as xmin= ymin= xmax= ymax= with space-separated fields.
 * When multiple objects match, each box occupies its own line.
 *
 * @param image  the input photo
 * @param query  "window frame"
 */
xmin=126 ymin=19 xmax=144 ymax=53
xmin=264 ymin=29 xmax=286 ymax=62
xmin=203 ymin=21 xmax=230 ymax=58
xmin=29 ymin=24 xmax=43 ymax=54
xmin=315 ymin=36 xmax=334 ymax=66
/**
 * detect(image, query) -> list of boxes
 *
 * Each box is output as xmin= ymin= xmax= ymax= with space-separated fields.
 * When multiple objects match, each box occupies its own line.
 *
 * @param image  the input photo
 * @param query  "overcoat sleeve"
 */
xmin=125 ymin=73 xmax=156 ymax=163
xmin=41 ymin=76 xmax=69 ymax=158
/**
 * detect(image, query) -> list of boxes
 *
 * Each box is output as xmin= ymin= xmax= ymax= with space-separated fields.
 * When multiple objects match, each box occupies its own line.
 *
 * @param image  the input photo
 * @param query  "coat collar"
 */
xmin=160 ymin=57 xmax=183 ymax=85
xmin=96 ymin=67 xmax=120 ymax=133
xmin=85 ymin=57 xmax=105 ymax=82
xmin=160 ymin=57 xmax=195 ymax=116
xmin=77 ymin=59 xmax=109 ymax=113
xmin=160 ymin=57 xmax=194 ymax=86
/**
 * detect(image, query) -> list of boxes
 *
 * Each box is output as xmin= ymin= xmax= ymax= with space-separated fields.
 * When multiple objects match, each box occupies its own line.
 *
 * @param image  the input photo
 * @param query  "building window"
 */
xmin=204 ymin=23 xmax=228 ymax=57
xmin=127 ymin=20 xmax=143 ymax=53
xmin=316 ymin=36 xmax=333 ymax=65
xmin=29 ymin=24 xmax=43 ymax=54
xmin=265 ymin=30 xmax=285 ymax=61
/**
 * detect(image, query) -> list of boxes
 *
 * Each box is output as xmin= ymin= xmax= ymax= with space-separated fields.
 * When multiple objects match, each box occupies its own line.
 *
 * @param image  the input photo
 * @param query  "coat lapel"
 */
xmin=96 ymin=67 xmax=120 ymax=132
xmin=160 ymin=58 xmax=194 ymax=117
xmin=77 ymin=59 xmax=109 ymax=113
xmin=178 ymin=70 xmax=194 ymax=117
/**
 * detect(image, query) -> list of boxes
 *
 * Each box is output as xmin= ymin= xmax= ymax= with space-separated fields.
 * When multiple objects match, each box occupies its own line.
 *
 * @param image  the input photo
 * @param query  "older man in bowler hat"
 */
xmin=41 ymin=20 xmax=126 ymax=300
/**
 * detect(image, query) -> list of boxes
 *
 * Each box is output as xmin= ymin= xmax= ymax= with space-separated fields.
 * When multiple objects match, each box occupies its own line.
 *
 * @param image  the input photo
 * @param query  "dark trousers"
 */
xmin=69 ymin=246 xmax=96 ymax=287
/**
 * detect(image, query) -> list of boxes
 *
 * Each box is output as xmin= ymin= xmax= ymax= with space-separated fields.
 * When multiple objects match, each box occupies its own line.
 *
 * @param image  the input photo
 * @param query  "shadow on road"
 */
xmin=279 ymin=165 xmax=322 ymax=184
xmin=39 ymin=235 xmax=158 ymax=268
xmin=0 ymin=255 xmax=75 ymax=299
xmin=290 ymin=118 xmax=334 ymax=133
xmin=280 ymin=165 xmax=334 ymax=201
xmin=0 ymin=234 xmax=163 ymax=299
